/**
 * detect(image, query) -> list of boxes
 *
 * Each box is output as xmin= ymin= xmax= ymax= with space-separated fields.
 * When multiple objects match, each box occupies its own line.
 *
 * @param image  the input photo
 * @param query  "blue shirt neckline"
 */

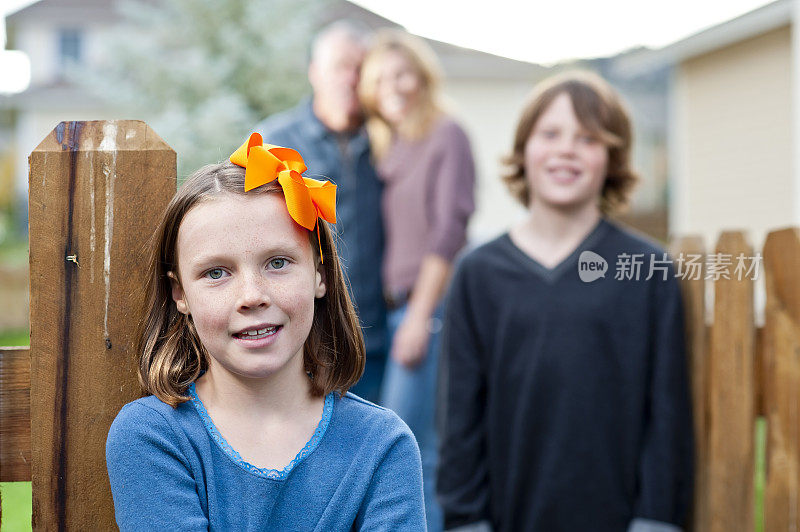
xmin=188 ymin=382 xmax=334 ymax=481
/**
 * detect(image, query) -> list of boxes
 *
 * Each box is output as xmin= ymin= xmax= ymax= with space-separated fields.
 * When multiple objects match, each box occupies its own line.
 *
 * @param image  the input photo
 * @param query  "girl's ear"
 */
xmin=314 ymin=262 xmax=327 ymax=299
xmin=167 ymin=271 xmax=190 ymax=315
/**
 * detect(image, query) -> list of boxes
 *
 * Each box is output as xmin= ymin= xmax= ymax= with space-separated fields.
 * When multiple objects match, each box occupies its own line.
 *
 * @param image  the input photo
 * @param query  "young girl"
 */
xmin=106 ymin=134 xmax=426 ymax=530
xmin=437 ymin=72 xmax=693 ymax=532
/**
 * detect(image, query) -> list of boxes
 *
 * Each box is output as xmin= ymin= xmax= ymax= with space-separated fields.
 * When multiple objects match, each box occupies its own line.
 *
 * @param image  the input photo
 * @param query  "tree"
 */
xmin=81 ymin=0 xmax=326 ymax=174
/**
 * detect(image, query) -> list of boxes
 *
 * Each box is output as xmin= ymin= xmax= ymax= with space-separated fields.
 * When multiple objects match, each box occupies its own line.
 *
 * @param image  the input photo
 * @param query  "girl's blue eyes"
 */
xmin=204 ymin=259 xmax=287 ymax=280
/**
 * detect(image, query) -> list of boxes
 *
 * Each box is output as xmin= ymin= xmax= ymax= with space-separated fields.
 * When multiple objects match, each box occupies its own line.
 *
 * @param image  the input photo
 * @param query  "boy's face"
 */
xmin=169 ymin=193 xmax=326 ymax=385
xmin=524 ymin=92 xmax=608 ymax=213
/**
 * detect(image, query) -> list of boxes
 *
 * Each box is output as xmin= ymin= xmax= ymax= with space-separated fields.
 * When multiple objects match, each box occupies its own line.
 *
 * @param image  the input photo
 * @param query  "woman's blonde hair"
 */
xmin=359 ymin=29 xmax=444 ymax=160
xmin=138 ymin=162 xmax=365 ymax=407
xmin=503 ymin=70 xmax=639 ymax=214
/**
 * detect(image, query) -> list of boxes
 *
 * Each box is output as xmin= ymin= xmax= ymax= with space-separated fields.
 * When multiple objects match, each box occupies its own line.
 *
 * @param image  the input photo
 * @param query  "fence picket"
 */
xmin=707 ymin=231 xmax=755 ymax=532
xmin=27 ymin=120 xmax=174 ymax=530
xmin=671 ymin=235 xmax=708 ymax=532
xmin=763 ymin=228 xmax=800 ymax=531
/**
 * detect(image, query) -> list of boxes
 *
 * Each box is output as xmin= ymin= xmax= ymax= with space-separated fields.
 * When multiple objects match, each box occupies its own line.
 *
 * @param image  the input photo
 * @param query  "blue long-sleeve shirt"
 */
xmin=106 ymin=389 xmax=426 ymax=531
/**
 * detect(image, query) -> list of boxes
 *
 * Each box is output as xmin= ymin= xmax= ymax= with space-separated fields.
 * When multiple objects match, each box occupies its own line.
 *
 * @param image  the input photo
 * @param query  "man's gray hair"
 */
xmin=310 ymin=20 xmax=372 ymax=63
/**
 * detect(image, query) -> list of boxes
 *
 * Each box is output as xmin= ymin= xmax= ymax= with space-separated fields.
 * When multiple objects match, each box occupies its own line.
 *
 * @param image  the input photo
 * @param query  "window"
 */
xmin=58 ymin=28 xmax=83 ymax=67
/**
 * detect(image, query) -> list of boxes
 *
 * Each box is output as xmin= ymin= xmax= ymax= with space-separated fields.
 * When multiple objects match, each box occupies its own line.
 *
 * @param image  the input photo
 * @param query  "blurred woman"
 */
xmin=360 ymin=29 xmax=476 ymax=532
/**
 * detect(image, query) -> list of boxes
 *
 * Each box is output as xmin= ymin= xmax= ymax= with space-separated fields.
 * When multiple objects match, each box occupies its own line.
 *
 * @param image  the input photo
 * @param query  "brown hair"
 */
xmin=138 ymin=162 xmax=365 ymax=407
xmin=502 ymin=70 xmax=638 ymax=214
xmin=358 ymin=28 xmax=444 ymax=160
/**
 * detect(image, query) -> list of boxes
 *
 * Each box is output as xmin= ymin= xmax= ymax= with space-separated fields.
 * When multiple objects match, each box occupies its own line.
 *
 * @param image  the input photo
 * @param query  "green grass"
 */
xmin=0 ymin=329 xmax=28 ymax=347
xmin=0 ymin=483 xmax=32 ymax=532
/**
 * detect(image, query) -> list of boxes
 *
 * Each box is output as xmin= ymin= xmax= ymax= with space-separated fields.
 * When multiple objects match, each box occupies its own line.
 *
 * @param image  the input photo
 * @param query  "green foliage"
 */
xmin=0 ymin=238 xmax=27 ymax=268
xmin=78 ymin=0 xmax=326 ymax=174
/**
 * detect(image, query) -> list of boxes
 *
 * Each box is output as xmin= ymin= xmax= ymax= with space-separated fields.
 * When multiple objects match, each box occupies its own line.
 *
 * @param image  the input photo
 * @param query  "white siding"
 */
xmin=443 ymin=80 xmax=532 ymax=245
xmin=674 ymin=24 xmax=793 ymax=249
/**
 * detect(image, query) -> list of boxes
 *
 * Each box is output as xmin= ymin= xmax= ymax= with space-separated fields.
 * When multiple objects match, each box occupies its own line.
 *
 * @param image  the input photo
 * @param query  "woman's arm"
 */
xmin=390 ymin=254 xmax=451 ymax=367
xmin=391 ymin=120 xmax=476 ymax=368
xmin=106 ymin=402 xmax=208 ymax=531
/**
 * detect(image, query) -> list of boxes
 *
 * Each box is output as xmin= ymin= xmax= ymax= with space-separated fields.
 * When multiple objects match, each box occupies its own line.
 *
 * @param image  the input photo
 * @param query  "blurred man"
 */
xmin=255 ymin=21 xmax=387 ymax=403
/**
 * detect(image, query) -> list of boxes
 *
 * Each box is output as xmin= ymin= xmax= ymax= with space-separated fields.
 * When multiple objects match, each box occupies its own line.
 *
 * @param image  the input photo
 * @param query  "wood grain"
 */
xmin=28 ymin=121 xmax=174 ymax=530
xmin=706 ymin=231 xmax=755 ymax=532
xmin=0 ymin=346 xmax=31 ymax=482
xmin=762 ymin=228 xmax=800 ymax=531
xmin=670 ymin=235 xmax=707 ymax=532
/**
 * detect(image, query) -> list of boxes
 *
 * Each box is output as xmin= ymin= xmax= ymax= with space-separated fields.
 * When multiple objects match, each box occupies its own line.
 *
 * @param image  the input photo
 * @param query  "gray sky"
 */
xmin=352 ymin=0 xmax=776 ymax=64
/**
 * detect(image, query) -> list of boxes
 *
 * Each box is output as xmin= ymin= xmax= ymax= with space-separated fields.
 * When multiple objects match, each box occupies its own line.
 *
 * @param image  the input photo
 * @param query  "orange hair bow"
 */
xmin=230 ymin=133 xmax=337 ymax=261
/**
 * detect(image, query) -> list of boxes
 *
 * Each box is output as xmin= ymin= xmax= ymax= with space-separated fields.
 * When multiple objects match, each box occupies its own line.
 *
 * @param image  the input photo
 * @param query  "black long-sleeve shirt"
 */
xmin=438 ymin=219 xmax=693 ymax=532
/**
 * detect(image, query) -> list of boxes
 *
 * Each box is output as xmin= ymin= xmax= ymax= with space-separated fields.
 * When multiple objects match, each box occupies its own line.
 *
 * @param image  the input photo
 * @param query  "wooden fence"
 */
xmin=0 ymin=119 xmax=799 ymax=529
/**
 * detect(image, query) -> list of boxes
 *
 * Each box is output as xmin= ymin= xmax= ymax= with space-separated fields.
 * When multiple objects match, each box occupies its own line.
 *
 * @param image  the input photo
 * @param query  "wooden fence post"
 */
xmin=0 ymin=346 xmax=31 ymax=482
xmin=670 ymin=235 xmax=707 ymax=532
xmin=762 ymin=228 xmax=800 ymax=530
xmin=28 ymin=120 xmax=175 ymax=530
xmin=707 ymin=231 xmax=756 ymax=532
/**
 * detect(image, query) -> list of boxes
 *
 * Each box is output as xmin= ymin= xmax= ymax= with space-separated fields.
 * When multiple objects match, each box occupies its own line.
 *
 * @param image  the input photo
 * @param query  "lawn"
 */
xmin=0 ymin=483 xmax=30 ymax=532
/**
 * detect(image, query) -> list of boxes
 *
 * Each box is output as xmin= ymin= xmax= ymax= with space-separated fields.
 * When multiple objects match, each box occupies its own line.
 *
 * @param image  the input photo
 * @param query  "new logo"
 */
xmin=578 ymin=251 xmax=607 ymax=283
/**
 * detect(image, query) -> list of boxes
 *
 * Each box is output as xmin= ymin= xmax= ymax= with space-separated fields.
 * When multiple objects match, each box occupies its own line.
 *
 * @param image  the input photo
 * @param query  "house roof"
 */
xmin=0 ymin=80 xmax=103 ymax=111
xmin=614 ymin=0 xmax=792 ymax=76
xmin=7 ymin=0 xmax=120 ymax=25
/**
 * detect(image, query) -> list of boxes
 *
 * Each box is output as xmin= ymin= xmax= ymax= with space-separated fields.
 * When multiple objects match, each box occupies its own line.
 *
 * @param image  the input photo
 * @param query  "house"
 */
xmin=3 ymin=0 xmax=123 ymax=231
xmin=615 ymin=0 xmax=796 ymax=249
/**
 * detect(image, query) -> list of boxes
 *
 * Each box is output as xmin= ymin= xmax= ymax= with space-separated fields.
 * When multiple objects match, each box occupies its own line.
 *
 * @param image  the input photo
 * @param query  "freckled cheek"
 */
xmin=273 ymin=281 xmax=317 ymax=328
xmin=186 ymin=290 xmax=231 ymax=332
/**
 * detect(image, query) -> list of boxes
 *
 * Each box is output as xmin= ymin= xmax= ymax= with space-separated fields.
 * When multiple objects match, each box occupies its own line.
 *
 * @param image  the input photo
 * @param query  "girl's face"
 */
xmin=170 ymin=193 xmax=326 ymax=383
xmin=376 ymin=49 xmax=422 ymax=126
xmin=524 ymin=92 xmax=609 ymax=212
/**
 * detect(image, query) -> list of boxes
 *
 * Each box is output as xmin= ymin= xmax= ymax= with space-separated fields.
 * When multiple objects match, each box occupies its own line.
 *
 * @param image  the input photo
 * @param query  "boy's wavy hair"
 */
xmin=502 ymin=70 xmax=639 ymax=214
xmin=138 ymin=162 xmax=365 ymax=407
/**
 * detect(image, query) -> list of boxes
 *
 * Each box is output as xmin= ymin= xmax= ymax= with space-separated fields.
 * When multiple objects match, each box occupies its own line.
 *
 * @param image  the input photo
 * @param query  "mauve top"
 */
xmin=379 ymin=116 xmax=476 ymax=296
